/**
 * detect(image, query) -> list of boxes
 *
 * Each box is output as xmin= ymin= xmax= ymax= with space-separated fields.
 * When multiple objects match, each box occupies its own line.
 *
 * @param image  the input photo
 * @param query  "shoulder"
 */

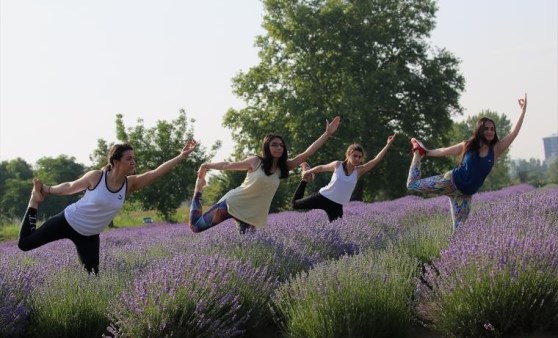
xmin=84 ymin=170 xmax=103 ymax=181
xmin=81 ymin=170 xmax=103 ymax=188
xmin=247 ymin=156 xmax=263 ymax=171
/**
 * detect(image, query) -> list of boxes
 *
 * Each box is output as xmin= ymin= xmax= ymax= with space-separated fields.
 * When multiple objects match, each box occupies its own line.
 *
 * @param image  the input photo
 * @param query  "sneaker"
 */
xmin=410 ymin=138 xmax=428 ymax=156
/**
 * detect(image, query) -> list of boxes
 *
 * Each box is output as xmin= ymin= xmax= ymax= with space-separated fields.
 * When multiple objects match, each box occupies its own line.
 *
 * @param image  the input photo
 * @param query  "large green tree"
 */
xmin=223 ymin=0 xmax=464 ymax=206
xmin=449 ymin=110 xmax=513 ymax=191
xmin=91 ymin=109 xmax=216 ymax=221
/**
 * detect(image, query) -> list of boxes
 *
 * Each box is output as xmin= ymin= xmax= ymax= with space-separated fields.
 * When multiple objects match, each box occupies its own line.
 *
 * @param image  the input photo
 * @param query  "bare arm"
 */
xmin=198 ymin=156 xmax=260 ymax=176
xmin=303 ymin=161 xmax=338 ymax=176
xmin=356 ymin=134 xmax=396 ymax=178
xmin=287 ymin=116 xmax=341 ymax=170
xmin=127 ymin=140 xmax=198 ymax=194
xmin=495 ymin=93 xmax=527 ymax=159
xmin=43 ymin=170 xmax=102 ymax=196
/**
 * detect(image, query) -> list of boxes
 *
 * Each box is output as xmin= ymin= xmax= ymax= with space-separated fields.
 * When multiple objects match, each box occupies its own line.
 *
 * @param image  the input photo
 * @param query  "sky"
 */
xmin=1 ymin=0 xmax=557 ymax=167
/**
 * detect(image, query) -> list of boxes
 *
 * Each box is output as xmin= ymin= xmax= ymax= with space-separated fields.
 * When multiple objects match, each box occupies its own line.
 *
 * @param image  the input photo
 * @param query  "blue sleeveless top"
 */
xmin=451 ymin=146 xmax=494 ymax=195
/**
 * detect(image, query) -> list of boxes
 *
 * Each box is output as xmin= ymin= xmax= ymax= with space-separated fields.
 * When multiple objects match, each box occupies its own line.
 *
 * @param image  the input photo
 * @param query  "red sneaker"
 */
xmin=411 ymin=138 xmax=427 ymax=156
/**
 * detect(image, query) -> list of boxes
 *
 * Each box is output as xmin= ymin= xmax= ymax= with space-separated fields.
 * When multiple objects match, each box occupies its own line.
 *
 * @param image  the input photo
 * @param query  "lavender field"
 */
xmin=1 ymin=184 xmax=557 ymax=337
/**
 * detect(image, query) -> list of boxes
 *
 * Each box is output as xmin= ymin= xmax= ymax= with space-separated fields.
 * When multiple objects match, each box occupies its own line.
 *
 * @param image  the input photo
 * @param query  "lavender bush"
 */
xmin=416 ymin=186 xmax=558 ymax=336
xmin=108 ymin=253 xmax=277 ymax=338
xmin=1 ymin=184 xmax=555 ymax=337
xmin=271 ymin=246 xmax=419 ymax=338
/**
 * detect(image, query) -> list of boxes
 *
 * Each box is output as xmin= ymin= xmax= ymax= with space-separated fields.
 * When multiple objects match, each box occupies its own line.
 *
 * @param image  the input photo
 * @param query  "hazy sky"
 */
xmin=1 ymin=0 xmax=557 ymax=167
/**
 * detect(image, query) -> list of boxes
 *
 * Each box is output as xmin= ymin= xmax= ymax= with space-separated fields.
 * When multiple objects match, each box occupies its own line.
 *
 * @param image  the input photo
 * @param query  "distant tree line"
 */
xmin=2 ymin=108 xmax=556 ymax=226
xmin=2 ymin=0 xmax=556 ymax=225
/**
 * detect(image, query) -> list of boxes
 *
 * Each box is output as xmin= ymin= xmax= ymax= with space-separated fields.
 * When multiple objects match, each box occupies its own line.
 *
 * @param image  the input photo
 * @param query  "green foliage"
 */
xmin=92 ymin=109 xmax=218 ymax=221
xmin=88 ymin=138 xmax=111 ymax=170
xmin=449 ymin=109 xmax=513 ymax=191
xmin=0 ymin=159 xmax=34 ymax=221
xmin=27 ymin=268 xmax=126 ymax=338
xmin=0 ymin=223 xmax=19 ymax=242
xmin=224 ymin=0 xmax=464 ymax=203
xmin=546 ymin=159 xmax=558 ymax=184
xmin=271 ymin=246 xmax=419 ymax=338
xmin=421 ymin=268 xmax=558 ymax=337
xmin=510 ymin=158 xmax=548 ymax=186
xmin=397 ymin=212 xmax=452 ymax=263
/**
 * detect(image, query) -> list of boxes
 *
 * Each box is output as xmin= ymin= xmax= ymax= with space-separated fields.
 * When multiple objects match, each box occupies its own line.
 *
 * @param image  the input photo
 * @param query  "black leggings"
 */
xmin=18 ymin=208 xmax=100 ymax=274
xmin=291 ymin=181 xmax=343 ymax=222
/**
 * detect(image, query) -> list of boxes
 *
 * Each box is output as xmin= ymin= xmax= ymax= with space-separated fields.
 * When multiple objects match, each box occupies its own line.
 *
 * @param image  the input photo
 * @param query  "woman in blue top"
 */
xmin=406 ymin=94 xmax=527 ymax=230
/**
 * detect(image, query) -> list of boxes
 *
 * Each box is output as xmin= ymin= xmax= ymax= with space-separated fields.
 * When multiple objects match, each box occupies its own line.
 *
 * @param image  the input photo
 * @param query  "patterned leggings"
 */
xmin=406 ymin=155 xmax=471 ymax=230
xmin=189 ymin=192 xmax=255 ymax=234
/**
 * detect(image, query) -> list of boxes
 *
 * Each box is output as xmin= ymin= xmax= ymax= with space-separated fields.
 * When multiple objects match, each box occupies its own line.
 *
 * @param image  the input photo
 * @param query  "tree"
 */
xmin=449 ymin=110 xmax=513 ymax=191
xmin=547 ymin=158 xmax=558 ymax=184
xmin=92 ymin=110 xmax=217 ymax=221
xmin=34 ymin=155 xmax=86 ymax=219
xmin=510 ymin=158 xmax=547 ymax=187
xmin=0 ymin=158 xmax=34 ymax=221
xmin=223 ymin=0 xmax=464 ymax=207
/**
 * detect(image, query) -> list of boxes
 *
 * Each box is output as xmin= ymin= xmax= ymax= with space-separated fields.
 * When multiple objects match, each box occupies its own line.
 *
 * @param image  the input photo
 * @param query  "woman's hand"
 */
xmin=386 ymin=133 xmax=397 ymax=145
xmin=325 ymin=116 xmax=341 ymax=137
xmin=518 ymin=93 xmax=527 ymax=114
xmin=179 ymin=140 xmax=198 ymax=159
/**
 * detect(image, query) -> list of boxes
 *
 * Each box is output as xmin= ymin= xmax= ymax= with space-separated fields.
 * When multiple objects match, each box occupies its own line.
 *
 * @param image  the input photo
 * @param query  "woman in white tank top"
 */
xmin=18 ymin=140 xmax=198 ymax=274
xmin=292 ymin=134 xmax=396 ymax=222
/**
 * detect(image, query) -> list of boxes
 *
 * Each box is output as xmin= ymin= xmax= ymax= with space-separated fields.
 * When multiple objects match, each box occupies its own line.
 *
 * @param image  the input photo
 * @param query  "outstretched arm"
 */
xmin=198 ymin=156 xmax=260 ymax=178
xmin=357 ymin=134 xmax=396 ymax=178
xmin=494 ymin=93 xmax=527 ymax=159
xmin=42 ymin=170 xmax=102 ymax=196
xmin=302 ymin=161 xmax=338 ymax=178
xmin=287 ymin=116 xmax=341 ymax=170
xmin=127 ymin=140 xmax=198 ymax=194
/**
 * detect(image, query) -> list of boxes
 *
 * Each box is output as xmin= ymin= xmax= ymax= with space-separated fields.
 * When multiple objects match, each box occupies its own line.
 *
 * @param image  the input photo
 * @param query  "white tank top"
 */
xmin=64 ymin=170 xmax=127 ymax=236
xmin=319 ymin=161 xmax=358 ymax=205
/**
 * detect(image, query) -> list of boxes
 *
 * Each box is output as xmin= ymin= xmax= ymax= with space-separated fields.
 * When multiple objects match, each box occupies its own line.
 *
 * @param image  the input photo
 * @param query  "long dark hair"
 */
xmin=104 ymin=143 xmax=134 ymax=171
xmin=459 ymin=117 xmax=499 ymax=164
xmin=260 ymin=134 xmax=289 ymax=179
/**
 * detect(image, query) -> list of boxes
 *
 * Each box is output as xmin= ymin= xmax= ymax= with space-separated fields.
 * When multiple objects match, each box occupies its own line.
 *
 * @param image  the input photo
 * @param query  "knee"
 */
xmin=405 ymin=181 xmax=413 ymax=190
xmin=17 ymin=240 xmax=31 ymax=252
xmin=406 ymin=181 xmax=417 ymax=191
xmin=189 ymin=223 xmax=202 ymax=233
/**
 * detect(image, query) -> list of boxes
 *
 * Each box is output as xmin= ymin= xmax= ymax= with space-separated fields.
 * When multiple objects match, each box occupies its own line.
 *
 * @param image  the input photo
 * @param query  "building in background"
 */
xmin=543 ymin=134 xmax=558 ymax=164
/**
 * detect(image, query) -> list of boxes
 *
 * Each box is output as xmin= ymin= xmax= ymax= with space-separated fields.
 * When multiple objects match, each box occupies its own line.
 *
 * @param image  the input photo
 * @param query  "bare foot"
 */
xmin=194 ymin=173 xmax=207 ymax=193
xmin=300 ymin=162 xmax=315 ymax=182
xmin=29 ymin=178 xmax=44 ymax=208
